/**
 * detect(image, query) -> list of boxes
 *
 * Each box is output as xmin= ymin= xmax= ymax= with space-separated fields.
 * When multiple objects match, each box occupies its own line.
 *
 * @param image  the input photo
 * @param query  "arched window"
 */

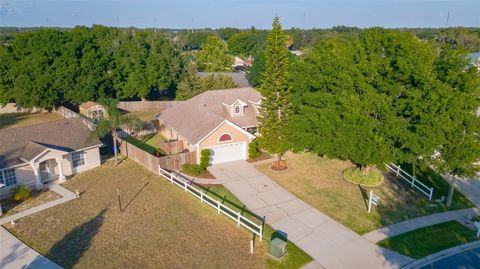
xmin=219 ymin=133 xmax=232 ymax=142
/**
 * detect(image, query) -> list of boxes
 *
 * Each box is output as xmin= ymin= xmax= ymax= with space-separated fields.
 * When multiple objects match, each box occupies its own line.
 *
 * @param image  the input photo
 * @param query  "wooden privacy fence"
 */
xmin=119 ymin=138 xmax=196 ymax=172
xmin=159 ymin=140 xmax=184 ymax=155
xmin=158 ymin=167 xmax=264 ymax=240
xmin=385 ymin=163 xmax=434 ymax=200
xmin=56 ymin=106 xmax=97 ymax=131
xmin=117 ymin=101 xmax=182 ymax=112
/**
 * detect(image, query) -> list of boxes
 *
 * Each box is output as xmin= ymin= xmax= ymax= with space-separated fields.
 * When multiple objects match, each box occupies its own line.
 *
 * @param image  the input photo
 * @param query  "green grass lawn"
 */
xmin=124 ymin=111 xmax=159 ymax=121
xmin=0 ymin=112 xmax=63 ymax=129
xmin=122 ymin=134 xmax=166 ymax=156
xmin=378 ymin=221 xmax=479 ymax=259
xmin=256 ymin=152 xmax=474 ymax=234
xmin=405 ymin=164 xmax=475 ymax=210
xmin=197 ymin=185 xmax=313 ymax=269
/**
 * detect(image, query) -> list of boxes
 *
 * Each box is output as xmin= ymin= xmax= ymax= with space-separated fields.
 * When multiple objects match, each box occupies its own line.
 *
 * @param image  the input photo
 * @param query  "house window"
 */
xmin=0 ymin=168 xmax=17 ymax=187
xmin=72 ymin=152 xmax=85 ymax=168
xmin=235 ymin=106 xmax=241 ymax=114
xmin=219 ymin=133 xmax=232 ymax=142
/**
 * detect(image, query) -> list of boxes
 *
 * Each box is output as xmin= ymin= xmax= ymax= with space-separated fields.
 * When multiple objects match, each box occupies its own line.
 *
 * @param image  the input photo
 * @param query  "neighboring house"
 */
xmin=157 ymin=87 xmax=261 ymax=164
xmin=79 ymin=101 xmax=106 ymax=122
xmin=0 ymin=118 xmax=102 ymax=197
xmin=197 ymin=72 xmax=251 ymax=87
xmin=468 ymin=52 xmax=480 ymax=72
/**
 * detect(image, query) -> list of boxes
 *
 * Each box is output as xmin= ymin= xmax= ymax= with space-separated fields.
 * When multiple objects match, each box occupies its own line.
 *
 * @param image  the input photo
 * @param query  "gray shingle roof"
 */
xmin=158 ymin=87 xmax=261 ymax=144
xmin=0 ymin=118 xmax=102 ymax=168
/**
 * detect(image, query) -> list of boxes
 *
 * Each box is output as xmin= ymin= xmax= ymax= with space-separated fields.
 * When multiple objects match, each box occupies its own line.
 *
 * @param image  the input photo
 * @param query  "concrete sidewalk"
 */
xmin=363 ymin=207 xmax=480 ymax=243
xmin=444 ymin=174 xmax=480 ymax=208
xmin=1 ymin=183 xmax=77 ymax=225
xmin=0 ymin=227 xmax=62 ymax=269
xmin=209 ymin=161 xmax=414 ymax=269
xmin=0 ymin=183 xmax=75 ymax=269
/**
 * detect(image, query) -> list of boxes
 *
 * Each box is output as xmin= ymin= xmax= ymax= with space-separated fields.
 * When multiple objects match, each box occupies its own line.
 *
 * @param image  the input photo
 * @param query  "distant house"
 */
xmin=197 ymin=72 xmax=251 ymax=88
xmin=0 ymin=118 xmax=102 ymax=197
xmin=157 ymin=87 xmax=260 ymax=164
xmin=79 ymin=101 xmax=106 ymax=122
xmin=468 ymin=52 xmax=480 ymax=71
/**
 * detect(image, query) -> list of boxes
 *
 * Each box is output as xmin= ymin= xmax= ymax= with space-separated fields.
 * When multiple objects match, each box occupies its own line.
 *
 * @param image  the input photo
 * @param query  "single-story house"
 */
xmin=157 ymin=87 xmax=261 ymax=164
xmin=79 ymin=101 xmax=106 ymax=122
xmin=0 ymin=118 xmax=102 ymax=197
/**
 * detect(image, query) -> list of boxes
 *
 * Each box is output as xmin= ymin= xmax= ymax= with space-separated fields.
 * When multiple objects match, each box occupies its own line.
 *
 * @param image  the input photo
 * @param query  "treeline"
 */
xmin=0 ymin=26 xmax=183 ymax=108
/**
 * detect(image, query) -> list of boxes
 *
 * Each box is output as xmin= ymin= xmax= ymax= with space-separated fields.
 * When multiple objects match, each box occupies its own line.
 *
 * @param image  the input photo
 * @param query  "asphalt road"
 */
xmin=418 ymin=246 xmax=480 ymax=269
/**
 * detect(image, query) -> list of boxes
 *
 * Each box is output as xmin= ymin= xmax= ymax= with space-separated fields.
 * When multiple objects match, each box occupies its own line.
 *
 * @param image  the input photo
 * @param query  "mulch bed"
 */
xmin=247 ymin=152 xmax=273 ymax=163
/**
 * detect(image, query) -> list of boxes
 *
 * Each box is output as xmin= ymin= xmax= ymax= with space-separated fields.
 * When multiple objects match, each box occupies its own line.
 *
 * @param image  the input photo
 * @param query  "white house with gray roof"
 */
xmin=0 ymin=118 xmax=102 ymax=197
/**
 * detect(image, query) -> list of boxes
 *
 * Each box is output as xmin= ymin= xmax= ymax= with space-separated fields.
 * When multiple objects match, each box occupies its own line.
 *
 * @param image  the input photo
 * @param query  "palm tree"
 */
xmin=96 ymin=98 xmax=143 ymax=166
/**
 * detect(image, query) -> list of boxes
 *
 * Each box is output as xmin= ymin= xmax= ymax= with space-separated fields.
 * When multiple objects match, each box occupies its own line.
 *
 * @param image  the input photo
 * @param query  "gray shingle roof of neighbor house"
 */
xmin=158 ymin=87 xmax=262 ymax=145
xmin=0 ymin=118 xmax=102 ymax=168
xmin=197 ymin=72 xmax=251 ymax=87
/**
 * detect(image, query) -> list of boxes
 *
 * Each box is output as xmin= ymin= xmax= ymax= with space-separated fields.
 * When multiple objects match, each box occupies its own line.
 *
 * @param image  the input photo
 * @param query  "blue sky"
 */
xmin=1 ymin=0 xmax=479 ymax=29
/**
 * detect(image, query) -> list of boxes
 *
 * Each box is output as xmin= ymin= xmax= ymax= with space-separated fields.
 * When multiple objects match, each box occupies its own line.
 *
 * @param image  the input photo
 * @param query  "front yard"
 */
xmin=4 ymin=160 xmax=310 ymax=268
xmin=378 ymin=221 xmax=479 ymax=259
xmin=0 ymin=112 xmax=63 ymax=129
xmin=256 ymin=152 xmax=474 ymax=234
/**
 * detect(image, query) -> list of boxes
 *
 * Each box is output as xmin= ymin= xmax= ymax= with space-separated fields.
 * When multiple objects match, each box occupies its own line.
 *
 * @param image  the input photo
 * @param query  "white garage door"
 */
xmin=209 ymin=142 xmax=247 ymax=165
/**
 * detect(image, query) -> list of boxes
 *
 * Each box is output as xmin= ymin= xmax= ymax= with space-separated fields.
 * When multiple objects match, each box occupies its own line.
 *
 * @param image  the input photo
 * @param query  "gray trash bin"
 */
xmin=269 ymin=238 xmax=287 ymax=259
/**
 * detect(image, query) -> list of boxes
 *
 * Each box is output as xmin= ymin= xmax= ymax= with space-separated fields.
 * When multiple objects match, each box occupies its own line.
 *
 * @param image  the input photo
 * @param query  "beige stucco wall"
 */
xmin=198 ymin=122 xmax=251 ymax=163
xmin=70 ymin=147 xmax=101 ymax=174
xmin=158 ymin=125 xmax=192 ymax=150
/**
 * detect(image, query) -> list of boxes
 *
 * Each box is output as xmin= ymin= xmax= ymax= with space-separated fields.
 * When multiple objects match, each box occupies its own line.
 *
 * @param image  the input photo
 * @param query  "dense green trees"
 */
xmin=196 ymin=36 xmax=233 ymax=72
xmin=176 ymin=62 xmax=237 ymax=100
xmin=290 ymin=28 xmax=479 ymax=180
xmin=257 ymin=17 xmax=293 ymax=169
xmin=0 ymin=26 xmax=182 ymax=108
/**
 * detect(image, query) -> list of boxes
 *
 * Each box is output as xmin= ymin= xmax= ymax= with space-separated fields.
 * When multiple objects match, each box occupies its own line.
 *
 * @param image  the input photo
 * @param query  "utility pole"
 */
xmin=445 ymin=11 xmax=450 ymax=29
xmin=154 ymin=16 xmax=157 ymax=34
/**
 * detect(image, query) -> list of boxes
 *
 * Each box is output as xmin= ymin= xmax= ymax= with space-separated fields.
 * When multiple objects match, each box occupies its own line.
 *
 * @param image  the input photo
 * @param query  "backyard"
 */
xmin=121 ymin=133 xmax=167 ymax=156
xmin=0 ymin=112 xmax=63 ymax=129
xmin=4 ymin=160 xmax=311 ymax=268
xmin=123 ymin=110 xmax=159 ymax=121
xmin=256 ymin=152 xmax=475 ymax=234
xmin=378 ymin=221 xmax=479 ymax=259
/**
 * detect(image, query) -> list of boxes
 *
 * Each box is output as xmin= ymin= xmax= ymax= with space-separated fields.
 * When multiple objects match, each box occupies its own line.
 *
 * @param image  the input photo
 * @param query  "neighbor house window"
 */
xmin=0 ymin=168 xmax=17 ymax=187
xmin=72 ymin=152 xmax=85 ymax=168
xmin=235 ymin=106 xmax=240 ymax=114
xmin=219 ymin=133 xmax=232 ymax=142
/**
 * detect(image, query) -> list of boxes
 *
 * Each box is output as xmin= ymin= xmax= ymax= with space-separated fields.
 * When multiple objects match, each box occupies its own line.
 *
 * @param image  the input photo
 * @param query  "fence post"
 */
xmin=428 ymin=188 xmax=433 ymax=201
xmin=169 ymin=173 xmax=173 ymax=183
xmin=411 ymin=177 xmax=415 ymax=188
xmin=237 ymin=212 xmax=241 ymax=227
xmin=200 ymin=191 xmax=204 ymax=203
xmin=184 ymin=180 xmax=187 ymax=192
xmin=217 ymin=200 xmax=221 ymax=213
xmin=396 ymin=165 xmax=400 ymax=177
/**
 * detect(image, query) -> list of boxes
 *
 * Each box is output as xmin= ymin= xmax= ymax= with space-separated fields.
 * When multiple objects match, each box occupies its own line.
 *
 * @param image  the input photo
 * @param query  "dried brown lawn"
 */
xmin=5 ymin=160 xmax=269 ymax=269
xmin=0 ymin=112 xmax=63 ymax=129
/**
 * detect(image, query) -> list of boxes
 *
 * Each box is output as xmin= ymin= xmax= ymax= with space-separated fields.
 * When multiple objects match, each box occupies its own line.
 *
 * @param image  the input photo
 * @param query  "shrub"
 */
xmin=181 ymin=164 xmax=204 ymax=176
xmin=248 ymin=139 xmax=261 ymax=159
xmin=343 ymin=167 xmax=385 ymax=187
xmin=200 ymin=149 xmax=211 ymax=170
xmin=13 ymin=185 xmax=31 ymax=202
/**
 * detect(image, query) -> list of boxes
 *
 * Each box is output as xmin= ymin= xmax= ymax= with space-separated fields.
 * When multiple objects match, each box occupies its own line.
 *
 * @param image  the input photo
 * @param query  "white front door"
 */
xmin=209 ymin=142 xmax=247 ymax=165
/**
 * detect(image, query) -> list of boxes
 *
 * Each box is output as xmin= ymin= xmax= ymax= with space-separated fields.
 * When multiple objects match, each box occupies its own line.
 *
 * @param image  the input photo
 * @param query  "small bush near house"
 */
xmin=343 ymin=167 xmax=384 ymax=187
xmin=181 ymin=164 xmax=204 ymax=176
xmin=13 ymin=185 xmax=31 ymax=202
xmin=200 ymin=149 xmax=211 ymax=170
xmin=248 ymin=139 xmax=261 ymax=159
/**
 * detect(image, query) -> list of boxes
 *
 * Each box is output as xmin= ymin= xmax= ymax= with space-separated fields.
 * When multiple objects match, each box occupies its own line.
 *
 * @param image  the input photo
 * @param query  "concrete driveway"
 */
xmin=209 ymin=161 xmax=414 ymax=269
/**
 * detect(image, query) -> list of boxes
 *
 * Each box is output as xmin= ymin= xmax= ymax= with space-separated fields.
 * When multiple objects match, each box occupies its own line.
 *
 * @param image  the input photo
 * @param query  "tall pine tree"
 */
xmin=258 ymin=17 xmax=292 ymax=169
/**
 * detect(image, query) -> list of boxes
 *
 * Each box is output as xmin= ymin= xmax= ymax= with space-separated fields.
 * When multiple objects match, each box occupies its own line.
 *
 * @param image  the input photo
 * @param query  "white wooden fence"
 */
xmin=385 ymin=163 xmax=434 ymax=200
xmin=158 ymin=167 xmax=263 ymax=239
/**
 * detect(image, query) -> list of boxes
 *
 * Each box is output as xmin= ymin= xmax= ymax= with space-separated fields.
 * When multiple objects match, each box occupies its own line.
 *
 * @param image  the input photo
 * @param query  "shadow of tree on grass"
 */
xmin=44 ymin=208 xmax=107 ymax=269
